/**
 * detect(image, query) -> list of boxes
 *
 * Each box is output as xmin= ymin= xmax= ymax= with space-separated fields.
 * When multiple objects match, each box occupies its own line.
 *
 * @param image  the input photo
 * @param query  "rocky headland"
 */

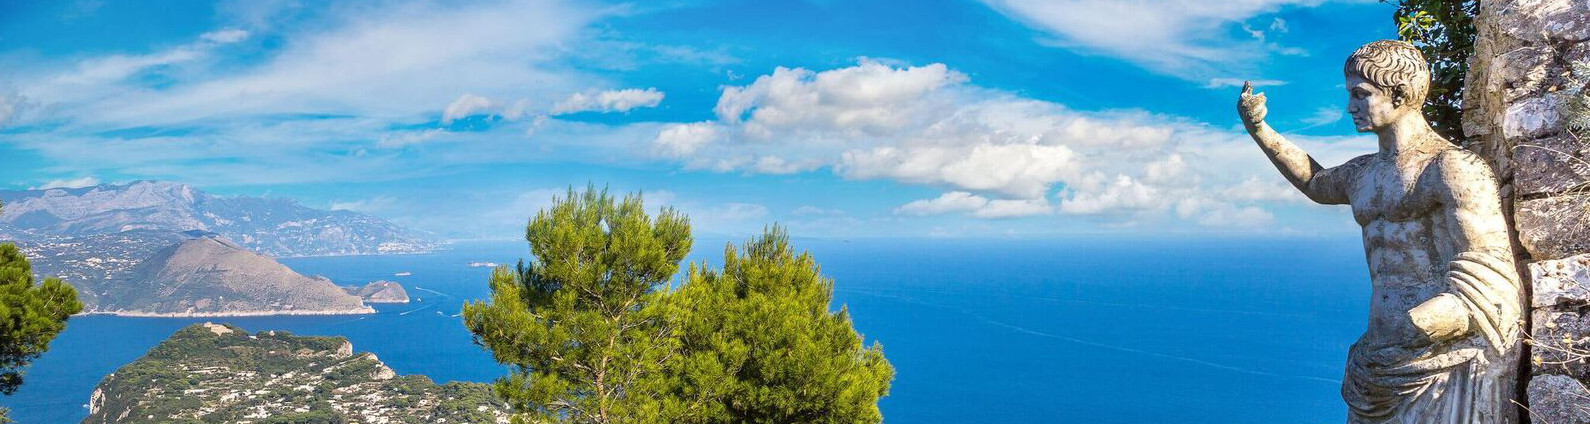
xmin=344 ymin=280 xmax=410 ymax=304
xmin=80 ymin=234 xmax=373 ymax=317
xmin=82 ymin=323 xmax=508 ymax=424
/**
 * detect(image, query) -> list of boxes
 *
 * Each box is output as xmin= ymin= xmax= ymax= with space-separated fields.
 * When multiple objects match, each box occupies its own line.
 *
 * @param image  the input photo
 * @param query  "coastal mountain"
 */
xmin=82 ymin=323 xmax=509 ymax=424
xmin=345 ymin=280 xmax=410 ymax=303
xmin=0 ymin=180 xmax=439 ymax=257
xmin=82 ymin=234 xmax=373 ymax=316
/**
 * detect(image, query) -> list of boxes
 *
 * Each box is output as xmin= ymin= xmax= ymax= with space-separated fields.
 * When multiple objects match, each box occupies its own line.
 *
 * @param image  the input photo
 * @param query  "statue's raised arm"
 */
xmin=1237 ymin=82 xmax=1360 ymax=205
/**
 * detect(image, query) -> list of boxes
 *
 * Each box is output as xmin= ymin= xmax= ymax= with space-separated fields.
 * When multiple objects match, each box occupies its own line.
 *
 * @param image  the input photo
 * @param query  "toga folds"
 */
xmin=1342 ymin=251 xmax=1524 ymax=424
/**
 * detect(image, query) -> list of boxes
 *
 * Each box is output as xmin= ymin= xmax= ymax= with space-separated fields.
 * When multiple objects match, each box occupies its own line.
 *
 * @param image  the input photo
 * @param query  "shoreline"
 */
xmin=76 ymin=307 xmax=377 ymax=318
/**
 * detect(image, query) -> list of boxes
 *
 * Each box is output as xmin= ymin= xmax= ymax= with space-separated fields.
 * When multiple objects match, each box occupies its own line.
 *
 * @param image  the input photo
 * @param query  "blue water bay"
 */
xmin=9 ymin=236 xmax=1368 ymax=423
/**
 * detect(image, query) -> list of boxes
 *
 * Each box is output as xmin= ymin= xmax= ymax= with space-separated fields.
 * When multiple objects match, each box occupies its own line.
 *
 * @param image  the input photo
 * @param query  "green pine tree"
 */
xmin=0 ymin=200 xmax=84 ymax=422
xmin=462 ymin=187 xmax=692 ymax=424
xmin=668 ymin=226 xmax=893 ymax=424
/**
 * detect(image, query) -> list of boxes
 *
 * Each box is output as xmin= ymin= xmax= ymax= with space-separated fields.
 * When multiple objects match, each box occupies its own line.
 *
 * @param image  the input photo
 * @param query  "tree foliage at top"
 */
xmin=0 ymin=200 xmax=84 ymax=422
xmin=1384 ymin=0 xmax=1478 ymax=143
xmin=463 ymin=187 xmax=893 ymax=424
xmin=668 ymin=227 xmax=893 ymax=424
xmin=463 ymin=187 xmax=692 ymax=424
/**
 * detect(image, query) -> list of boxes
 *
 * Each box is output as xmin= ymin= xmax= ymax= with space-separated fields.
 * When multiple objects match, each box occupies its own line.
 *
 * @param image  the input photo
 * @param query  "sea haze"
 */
xmin=10 ymin=236 xmax=1369 ymax=423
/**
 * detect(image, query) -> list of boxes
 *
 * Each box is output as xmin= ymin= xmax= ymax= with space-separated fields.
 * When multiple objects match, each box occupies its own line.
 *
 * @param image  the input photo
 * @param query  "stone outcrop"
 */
xmin=1464 ymin=0 xmax=1590 ymax=418
xmin=344 ymin=280 xmax=411 ymax=303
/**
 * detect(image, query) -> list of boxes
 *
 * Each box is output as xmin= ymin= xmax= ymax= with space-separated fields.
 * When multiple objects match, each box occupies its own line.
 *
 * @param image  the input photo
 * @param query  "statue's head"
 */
xmin=1343 ymin=40 xmax=1429 ymax=133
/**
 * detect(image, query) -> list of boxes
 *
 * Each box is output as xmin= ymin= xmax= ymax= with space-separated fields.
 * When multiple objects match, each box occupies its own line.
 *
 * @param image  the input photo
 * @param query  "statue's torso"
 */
xmin=1347 ymin=150 xmax=1451 ymax=347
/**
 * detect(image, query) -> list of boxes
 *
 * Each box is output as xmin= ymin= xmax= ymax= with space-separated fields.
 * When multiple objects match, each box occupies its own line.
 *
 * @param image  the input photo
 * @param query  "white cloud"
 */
xmin=895 ymin=191 xmax=1053 ymax=219
xmin=1301 ymin=106 xmax=1344 ymax=126
xmin=377 ymin=128 xmax=446 ymax=148
xmin=32 ymin=177 xmax=101 ymax=190
xmin=200 ymin=28 xmax=251 ymax=44
xmin=978 ymin=0 xmax=1345 ymax=80
xmin=0 ymin=91 xmax=29 ymax=128
xmin=38 ymin=0 xmax=603 ymax=129
xmin=896 ymin=191 xmax=989 ymax=216
xmin=1058 ymin=175 xmax=1159 ymax=215
xmin=551 ymin=88 xmax=665 ymax=114
xmin=1204 ymin=78 xmax=1287 ymax=89
xmin=442 ymin=94 xmax=497 ymax=124
xmin=653 ymin=122 xmax=723 ymax=157
xmin=651 ymin=60 xmax=1376 ymax=226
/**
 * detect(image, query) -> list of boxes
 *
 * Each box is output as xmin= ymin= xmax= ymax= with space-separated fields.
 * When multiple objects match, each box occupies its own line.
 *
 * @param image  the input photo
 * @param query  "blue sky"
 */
xmin=0 ymin=0 xmax=1399 ymax=239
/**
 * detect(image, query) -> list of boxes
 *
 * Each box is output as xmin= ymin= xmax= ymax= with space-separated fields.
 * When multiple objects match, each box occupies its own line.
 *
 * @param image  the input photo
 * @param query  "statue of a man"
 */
xmin=1238 ymin=40 xmax=1525 ymax=423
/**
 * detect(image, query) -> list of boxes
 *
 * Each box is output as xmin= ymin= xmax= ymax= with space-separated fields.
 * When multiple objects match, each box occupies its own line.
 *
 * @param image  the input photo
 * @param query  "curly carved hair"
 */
xmin=1344 ymin=40 xmax=1430 ymax=106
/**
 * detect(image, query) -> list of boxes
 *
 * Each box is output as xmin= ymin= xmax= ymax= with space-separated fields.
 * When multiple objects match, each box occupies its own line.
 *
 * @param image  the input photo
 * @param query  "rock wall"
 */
xmin=1464 ymin=0 xmax=1590 ymax=421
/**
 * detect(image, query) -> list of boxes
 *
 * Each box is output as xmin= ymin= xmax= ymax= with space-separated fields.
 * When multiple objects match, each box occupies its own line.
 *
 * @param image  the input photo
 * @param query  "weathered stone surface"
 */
xmin=1526 ymin=374 xmax=1590 ymax=424
xmin=1533 ymin=308 xmax=1590 ymax=380
xmin=1513 ymin=134 xmax=1590 ymax=196
xmin=1497 ymin=0 xmax=1590 ymax=43
xmin=1534 ymin=254 xmax=1590 ymax=308
xmin=1486 ymin=47 xmax=1556 ymax=105
xmin=1516 ymin=193 xmax=1590 ymax=260
xmin=1506 ymin=94 xmax=1565 ymax=141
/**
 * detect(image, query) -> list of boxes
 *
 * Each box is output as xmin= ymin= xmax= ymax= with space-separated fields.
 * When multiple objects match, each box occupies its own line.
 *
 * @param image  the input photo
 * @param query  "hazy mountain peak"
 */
xmin=1 ymin=180 xmax=438 ymax=257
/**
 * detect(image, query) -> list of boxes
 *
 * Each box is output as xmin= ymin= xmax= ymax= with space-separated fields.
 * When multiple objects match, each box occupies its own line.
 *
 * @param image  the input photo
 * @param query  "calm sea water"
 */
xmin=8 ymin=236 xmax=1369 ymax=423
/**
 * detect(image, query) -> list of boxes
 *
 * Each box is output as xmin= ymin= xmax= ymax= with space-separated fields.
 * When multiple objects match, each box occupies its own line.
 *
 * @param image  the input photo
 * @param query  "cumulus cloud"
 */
xmin=978 ymin=0 xmax=1342 ymax=80
xmin=895 ymin=191 xmax=1054 ymax=219
xmin=650 ymin=60 xmax=1374 ymax=227
xmin=32 ymin=177 xmax=101 ymax=190
xmin=653 ymin=122 xmax=723 ymax=157
xmin=551 ymin=88 xmax=665 ymax=114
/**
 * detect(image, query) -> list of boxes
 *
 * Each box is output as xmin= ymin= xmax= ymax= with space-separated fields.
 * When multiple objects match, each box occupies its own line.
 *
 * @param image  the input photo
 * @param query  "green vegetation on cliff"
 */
xmin=82 ymin=323 xmax=507 ymax=424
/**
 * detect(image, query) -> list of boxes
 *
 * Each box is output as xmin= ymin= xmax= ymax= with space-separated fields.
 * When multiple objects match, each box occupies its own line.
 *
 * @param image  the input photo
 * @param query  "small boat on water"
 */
xmin=395 ymin=272 xmax=413 ymax=277
xmin=467 ymin=262 xmax=500 ymax=268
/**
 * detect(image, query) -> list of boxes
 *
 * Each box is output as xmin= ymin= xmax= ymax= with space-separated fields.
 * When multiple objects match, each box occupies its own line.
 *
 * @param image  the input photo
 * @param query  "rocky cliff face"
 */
xmin=0 ymin=181 xmax=439 ymax=258
xmin=1464 ymin=0 xmax=1590 ymax=420
xmin=87 ymin=235 xmax=373 ymax=316
xmin=82 ymin=323 xmax=509 ymax=424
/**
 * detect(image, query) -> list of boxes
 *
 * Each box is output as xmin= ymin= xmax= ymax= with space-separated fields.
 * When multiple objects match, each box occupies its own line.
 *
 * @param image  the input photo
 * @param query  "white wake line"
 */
xmin=399 ymin=303 xmax=437 ymax=316
xmin=848 ymin=289 xmax=1342 ymax=385
xmin=412 ymin=286 xmax=450 ymax=298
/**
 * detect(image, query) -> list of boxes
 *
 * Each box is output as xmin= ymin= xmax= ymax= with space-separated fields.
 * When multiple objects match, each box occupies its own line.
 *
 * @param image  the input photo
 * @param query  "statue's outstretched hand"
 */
xmin=1237 ymin=81 xmax=1267 ymax=131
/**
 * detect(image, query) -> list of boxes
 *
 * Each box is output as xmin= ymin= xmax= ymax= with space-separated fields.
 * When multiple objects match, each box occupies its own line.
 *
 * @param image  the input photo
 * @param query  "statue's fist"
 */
xmin=1237 ymin=81 xmax=1267 ymax=130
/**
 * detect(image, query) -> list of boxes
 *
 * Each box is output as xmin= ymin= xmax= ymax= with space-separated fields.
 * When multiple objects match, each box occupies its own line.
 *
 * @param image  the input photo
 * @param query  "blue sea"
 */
xmin=8 ymin=236 xmax=1369 ymax=423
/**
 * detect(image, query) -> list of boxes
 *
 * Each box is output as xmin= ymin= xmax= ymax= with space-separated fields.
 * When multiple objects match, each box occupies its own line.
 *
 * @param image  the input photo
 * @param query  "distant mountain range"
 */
xmin=0 ymin=181 xmax=437 ymax=316
xmin=0 ymin=181 xmax=439 ymax=257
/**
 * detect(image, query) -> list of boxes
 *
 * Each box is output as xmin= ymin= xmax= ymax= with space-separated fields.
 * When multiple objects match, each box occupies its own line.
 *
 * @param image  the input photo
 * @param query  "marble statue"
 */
xmin=1238 ymin=40 xmax=1525 ymax=423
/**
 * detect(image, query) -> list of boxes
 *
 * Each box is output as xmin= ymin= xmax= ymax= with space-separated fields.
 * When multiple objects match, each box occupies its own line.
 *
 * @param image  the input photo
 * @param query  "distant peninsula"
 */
xmin=80 ymin=234 xmax=373 ymax=317
xmin=82 ymin=323 xmax=508 ymax=424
